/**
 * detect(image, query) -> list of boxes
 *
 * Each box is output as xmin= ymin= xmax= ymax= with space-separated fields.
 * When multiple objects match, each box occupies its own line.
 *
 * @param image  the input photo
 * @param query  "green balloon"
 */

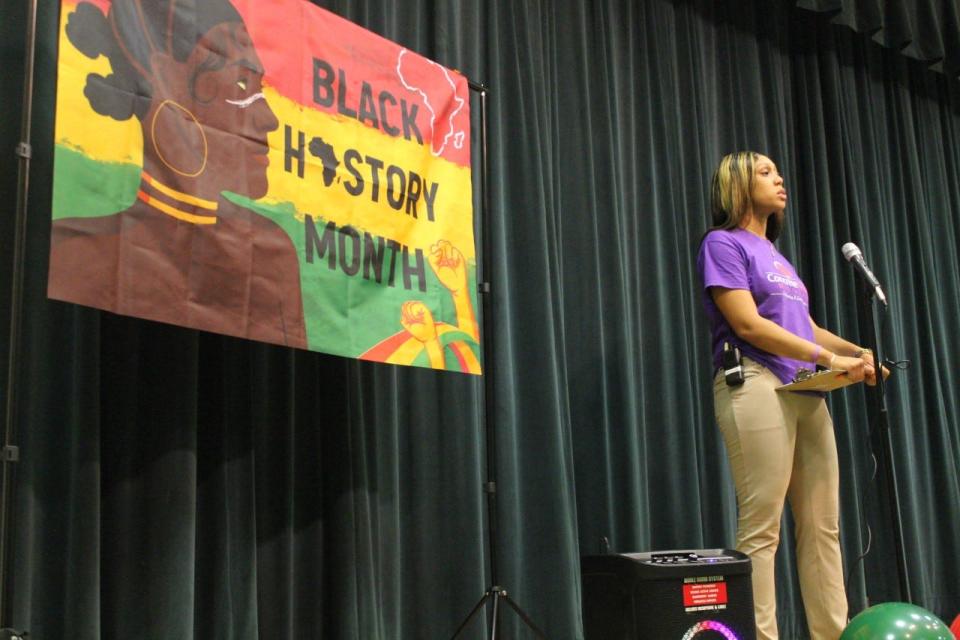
xmin=841 ymin=602 xmax=952 ymax=640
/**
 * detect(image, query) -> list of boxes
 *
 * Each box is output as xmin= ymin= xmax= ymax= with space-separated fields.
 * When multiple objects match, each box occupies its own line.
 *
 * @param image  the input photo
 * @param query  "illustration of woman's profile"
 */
xmin=49 ymin=0 xmax=308 ymax=349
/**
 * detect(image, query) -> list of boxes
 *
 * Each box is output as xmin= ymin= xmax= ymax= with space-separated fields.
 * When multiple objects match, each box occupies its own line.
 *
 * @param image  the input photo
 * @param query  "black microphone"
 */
xmin=841 ymin=242 xmax=888 ymax=306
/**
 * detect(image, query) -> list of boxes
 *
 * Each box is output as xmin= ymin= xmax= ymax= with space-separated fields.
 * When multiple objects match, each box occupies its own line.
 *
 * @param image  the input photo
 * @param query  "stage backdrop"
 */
xmin=48 ymin=0 xmax=480 ymax=374
xmin=2 ymin=0 xmax=959 ymax=638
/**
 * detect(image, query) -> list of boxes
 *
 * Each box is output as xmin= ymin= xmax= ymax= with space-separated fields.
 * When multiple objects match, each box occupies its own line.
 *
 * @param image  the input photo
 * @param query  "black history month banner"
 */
xmin=49 ymin=0 xmax=481 ymax=374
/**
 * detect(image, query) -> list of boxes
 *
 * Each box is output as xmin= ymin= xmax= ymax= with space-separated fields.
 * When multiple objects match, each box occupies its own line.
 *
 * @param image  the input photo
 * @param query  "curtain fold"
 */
xmin=1 ymin=0 xmax=959 ymax=638
xmin=797 ymin=0 xmax=960 ymax=75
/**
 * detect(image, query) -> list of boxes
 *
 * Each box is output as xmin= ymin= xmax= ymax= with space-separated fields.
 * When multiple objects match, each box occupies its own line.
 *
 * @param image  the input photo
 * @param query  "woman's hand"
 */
xmin=858 ymin=350 xmax=890 ymax=386
xmin=830 ymin=354 xmax=873 ymax=383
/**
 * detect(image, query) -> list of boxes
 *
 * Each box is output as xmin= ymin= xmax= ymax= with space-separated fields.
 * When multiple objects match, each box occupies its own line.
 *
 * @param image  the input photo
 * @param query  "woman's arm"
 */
xmin=810 ymin=317 xmax=886 ymax=384
xmin=711 ymin=287 xmax=870 ymax=381
xmin=809 ymin=318 xmax=861 ymax=357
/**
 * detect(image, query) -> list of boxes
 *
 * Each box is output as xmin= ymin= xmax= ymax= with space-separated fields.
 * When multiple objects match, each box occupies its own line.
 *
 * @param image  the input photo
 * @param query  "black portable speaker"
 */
xmin=581 ymin=549 xmax=756 ymax=639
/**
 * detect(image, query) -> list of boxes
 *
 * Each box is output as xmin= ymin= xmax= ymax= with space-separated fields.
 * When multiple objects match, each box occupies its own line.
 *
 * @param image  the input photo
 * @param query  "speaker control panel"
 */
xmin=647 ymin=551 xmax=738 ymax=565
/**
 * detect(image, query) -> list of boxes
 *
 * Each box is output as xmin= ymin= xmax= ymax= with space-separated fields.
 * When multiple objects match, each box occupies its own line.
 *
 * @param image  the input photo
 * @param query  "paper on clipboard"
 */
xmin=776 ymin=369 xmax=858 ymax=392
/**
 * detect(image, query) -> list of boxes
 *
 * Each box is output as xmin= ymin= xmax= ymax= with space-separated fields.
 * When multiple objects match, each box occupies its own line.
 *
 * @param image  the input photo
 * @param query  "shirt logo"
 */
xmin=766 ymin=272 xmax=801 ymax=288
xmin=765 ymin=260 xmax=800 ymax=289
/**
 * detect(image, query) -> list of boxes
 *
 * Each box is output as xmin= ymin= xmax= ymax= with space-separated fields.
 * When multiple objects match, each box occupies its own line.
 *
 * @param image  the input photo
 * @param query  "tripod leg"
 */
xmin=451 ymin=587 xmax=548 ymax=640
xmin=499 ymin=592 xmax=548 ymax=639
xmin=450 ymin=590 xmax=493 ymax=640
xmin=490 ymin=590 xmax=500 ymax=639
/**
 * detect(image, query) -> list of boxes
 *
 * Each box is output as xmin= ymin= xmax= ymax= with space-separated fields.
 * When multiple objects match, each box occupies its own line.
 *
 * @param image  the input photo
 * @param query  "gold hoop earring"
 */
xmin=150 ymin=99 xmax=209 ymax=178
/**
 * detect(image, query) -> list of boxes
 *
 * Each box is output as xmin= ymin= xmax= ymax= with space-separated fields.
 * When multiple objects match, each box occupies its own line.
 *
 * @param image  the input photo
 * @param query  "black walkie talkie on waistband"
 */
xmin=723 ymin=342 xmax=744 ymax=387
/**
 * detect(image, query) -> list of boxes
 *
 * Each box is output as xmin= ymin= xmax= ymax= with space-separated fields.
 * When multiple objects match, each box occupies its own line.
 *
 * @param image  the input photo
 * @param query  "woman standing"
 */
xmin=697 ymin=151 xmax=879 ymax=640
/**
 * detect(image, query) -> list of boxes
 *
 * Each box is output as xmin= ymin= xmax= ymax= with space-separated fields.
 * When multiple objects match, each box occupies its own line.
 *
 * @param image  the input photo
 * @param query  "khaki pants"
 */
xmin=713 ymin=358 xmax=847 ymax=640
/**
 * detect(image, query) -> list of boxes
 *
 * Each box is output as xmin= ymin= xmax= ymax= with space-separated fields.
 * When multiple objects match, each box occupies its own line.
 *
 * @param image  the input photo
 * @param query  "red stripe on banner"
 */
xmin=78 ymin=1 xmax=470 ymax=168
xmin=448 ymin=341 xmax=469 ymax=371
xmin=77 ymin=0 xmax=110 ymax=12
xmin=359 ymin=331 xmax=411 ymax=361
xmin=236 ymin=0 xmax=470 ymax=167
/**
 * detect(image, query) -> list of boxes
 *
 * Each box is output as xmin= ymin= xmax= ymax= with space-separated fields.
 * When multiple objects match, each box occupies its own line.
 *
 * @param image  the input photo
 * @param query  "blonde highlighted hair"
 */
xmin=709 ymin=150 xmax=783 ymax=241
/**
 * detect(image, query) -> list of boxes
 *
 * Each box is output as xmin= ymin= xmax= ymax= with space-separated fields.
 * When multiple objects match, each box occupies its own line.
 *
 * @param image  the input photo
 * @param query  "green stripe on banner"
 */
xmin=53 ymin=145 xmax=141 ymax=220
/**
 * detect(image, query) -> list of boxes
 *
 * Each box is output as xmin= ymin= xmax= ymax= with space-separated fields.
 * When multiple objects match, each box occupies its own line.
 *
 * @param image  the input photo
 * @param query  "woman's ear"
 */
xmin=143 ymin=50 xmax=209 ymax=179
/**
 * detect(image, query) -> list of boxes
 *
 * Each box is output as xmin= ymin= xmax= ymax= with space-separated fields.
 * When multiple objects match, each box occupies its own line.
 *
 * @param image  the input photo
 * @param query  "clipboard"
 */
xmin=776 ymin=369 xmax=858 ymax=392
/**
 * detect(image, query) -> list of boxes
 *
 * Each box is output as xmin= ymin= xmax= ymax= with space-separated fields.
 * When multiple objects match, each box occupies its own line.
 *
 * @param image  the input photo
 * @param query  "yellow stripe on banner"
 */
xmin=263 ymin=93 xmax=476 ymax=262
xmin=435 ymin=325 xmax=481 ymax=373
xmin=55 ymin=7 xmax=143 ymax=164
xmin=384 ymin=336 xmax=424 ymax=365
xmin=454 ymin=341 xmax=481 ymax=373
xmin=142 ymin=172 xmax=218 ymax=210
xmin=137 ymin=191 xmax=218 ymax=225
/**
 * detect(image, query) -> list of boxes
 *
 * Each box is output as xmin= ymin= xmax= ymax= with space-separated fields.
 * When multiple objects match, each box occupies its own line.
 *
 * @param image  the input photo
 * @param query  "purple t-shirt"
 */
xmin=698 ymin=228 xmax=814 ymax=384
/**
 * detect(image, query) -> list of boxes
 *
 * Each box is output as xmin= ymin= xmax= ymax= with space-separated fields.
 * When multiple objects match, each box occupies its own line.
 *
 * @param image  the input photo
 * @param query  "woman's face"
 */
xmin=148 ymin=21 xmax=279 ymax=199
xmin=750 ymin=154 xmax=787 ymax=215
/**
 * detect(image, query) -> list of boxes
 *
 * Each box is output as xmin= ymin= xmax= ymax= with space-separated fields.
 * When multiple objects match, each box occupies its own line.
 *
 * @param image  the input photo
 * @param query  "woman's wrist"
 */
xmin=814 ymin=347 xmax=836 ymax=369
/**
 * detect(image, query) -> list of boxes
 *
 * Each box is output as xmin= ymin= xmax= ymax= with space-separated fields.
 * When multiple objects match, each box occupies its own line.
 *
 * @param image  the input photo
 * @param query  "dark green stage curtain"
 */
xmin=797 ymin=0 xmax=960 ymax=75
xmin=1 ymin=0 xmax=959 ymax=638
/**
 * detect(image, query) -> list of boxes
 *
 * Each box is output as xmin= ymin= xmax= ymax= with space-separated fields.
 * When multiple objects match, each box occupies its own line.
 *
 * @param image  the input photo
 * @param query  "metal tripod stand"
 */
xmin=448 ymin=81 xmax=547 ymax=640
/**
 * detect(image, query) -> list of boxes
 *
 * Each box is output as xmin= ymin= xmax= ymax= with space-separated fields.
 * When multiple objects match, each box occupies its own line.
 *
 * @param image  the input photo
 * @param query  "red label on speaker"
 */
xmin=683 ymin=581 xmax=728 ymax=607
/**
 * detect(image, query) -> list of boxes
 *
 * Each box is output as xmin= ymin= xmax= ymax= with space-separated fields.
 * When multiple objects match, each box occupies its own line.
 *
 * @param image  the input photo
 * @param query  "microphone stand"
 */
xmin=856 ymin=280 xmax=912 ymax=604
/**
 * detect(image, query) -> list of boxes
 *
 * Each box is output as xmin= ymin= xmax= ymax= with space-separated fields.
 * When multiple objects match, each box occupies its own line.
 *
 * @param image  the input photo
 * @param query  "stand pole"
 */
xmin=858 ymin=284 xmax=912 ymax=603
xmin=449 ymin=80 xmax=546 ymax=640
xmin=1 ymin=1 xmax=39 ymax=638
